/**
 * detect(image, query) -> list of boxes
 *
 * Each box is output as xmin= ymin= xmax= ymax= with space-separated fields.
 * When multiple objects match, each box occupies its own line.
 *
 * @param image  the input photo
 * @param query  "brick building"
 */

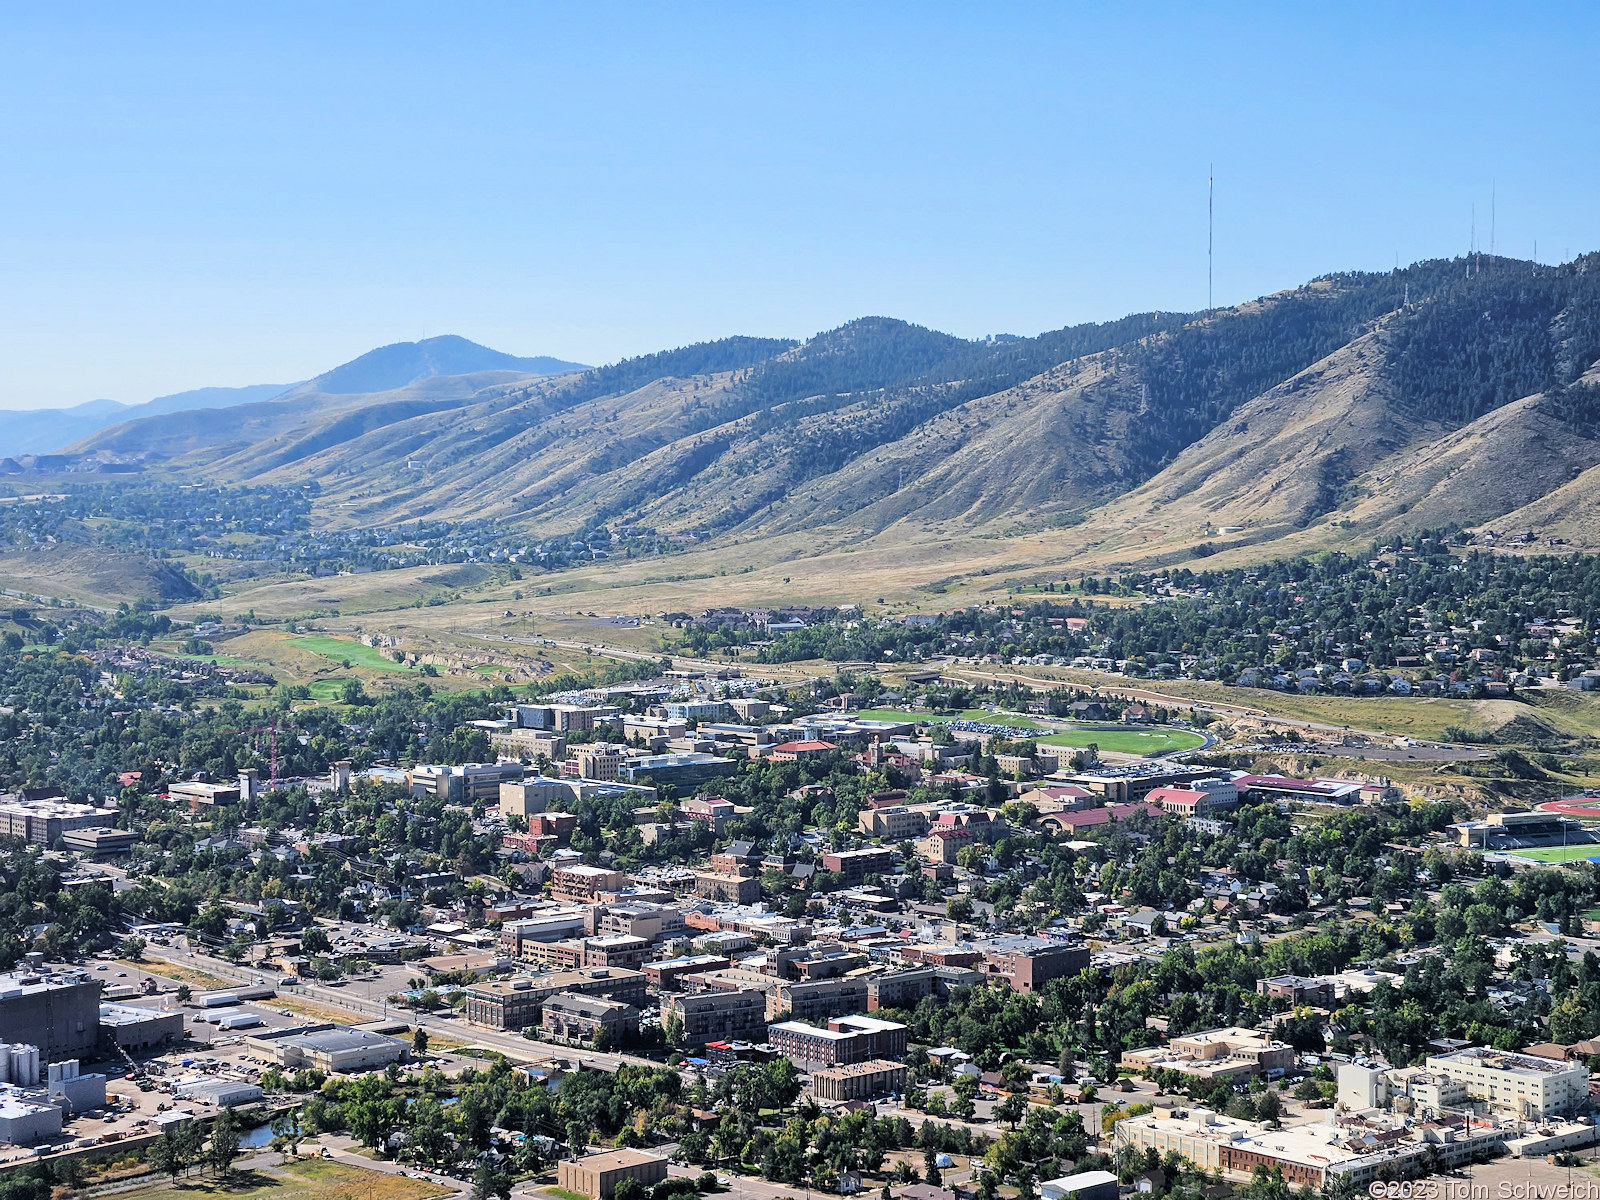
xmin=663 ymin=989 xmax=767 ymax=1047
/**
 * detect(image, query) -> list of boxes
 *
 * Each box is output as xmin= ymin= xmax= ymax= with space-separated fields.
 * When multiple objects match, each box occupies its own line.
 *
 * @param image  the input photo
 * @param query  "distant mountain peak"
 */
xmin=308 ymin=335 xmax=587 ymax=395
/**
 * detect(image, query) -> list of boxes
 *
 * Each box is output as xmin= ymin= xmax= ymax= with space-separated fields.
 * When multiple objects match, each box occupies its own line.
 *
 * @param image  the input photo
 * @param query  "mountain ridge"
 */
xmin=55 ymin=255 xmax=1600 ymax=580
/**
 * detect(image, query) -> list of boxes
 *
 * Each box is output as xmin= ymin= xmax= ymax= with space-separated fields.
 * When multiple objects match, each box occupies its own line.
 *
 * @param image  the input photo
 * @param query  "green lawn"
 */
xmin=853 ymin=707 xmax=1204 ymax=754
xmin=113 ymin=1159 xmax=446 ymax=1200
xmin=1510 ymin=845 xmax=1600 ymax=863
xmin=1036 ymin=727 xmax=1206 ymax=754
xmin=181 ymin=653 xmax=269 ymax=668
xmin=307 ymin=679 xmax=352 ymax=701
xmin=856 ymin=707 xmax=1047 ymax=728
xmin=289 ymin=634 xmax=411 ymax=671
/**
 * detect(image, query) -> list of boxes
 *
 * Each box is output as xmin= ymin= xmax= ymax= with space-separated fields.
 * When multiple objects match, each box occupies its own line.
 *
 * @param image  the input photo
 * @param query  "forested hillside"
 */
xmin=55 ymin=252 xmax=1600 ymax=573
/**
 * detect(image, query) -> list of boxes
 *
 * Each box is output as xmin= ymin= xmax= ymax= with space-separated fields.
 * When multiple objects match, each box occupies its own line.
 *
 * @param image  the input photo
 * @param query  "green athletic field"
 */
xmin=853 ymin=707 xmax=1204 ymax=754
xmin=1510 ymin=845 xmax=1600 ymax=864
xmin=288 ymin=634 xmax=411 ymax=671
xmin=1037 ymin=727 xmax=1206 ymax=754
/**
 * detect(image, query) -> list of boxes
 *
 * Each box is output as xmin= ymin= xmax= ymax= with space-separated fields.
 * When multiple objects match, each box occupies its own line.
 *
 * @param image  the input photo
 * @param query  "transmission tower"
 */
xmin=1208 ymin=165 xmax=1214 ymax=314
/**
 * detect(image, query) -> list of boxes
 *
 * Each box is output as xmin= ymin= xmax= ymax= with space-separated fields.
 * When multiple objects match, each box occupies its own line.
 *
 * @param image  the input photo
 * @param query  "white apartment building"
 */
xmin=1424 ymin=1048 xmax=1589 ymax=1120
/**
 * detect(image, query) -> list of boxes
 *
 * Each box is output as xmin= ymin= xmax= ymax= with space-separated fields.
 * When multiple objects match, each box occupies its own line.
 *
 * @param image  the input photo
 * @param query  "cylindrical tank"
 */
xmin=10 ymin=1044 xmax=40 ymax=1086
xmin=0 ymin=1045 xmax=11 ymax=1084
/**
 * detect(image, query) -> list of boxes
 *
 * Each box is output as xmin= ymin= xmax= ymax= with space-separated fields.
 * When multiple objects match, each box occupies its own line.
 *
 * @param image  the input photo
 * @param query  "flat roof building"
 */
xmin=0 ymin=1092 xmax=62 ymax=1146
xmin=0 ymin=968 xmax=101 ymax=1059
xmin=1121 ymin=1026 xmax=1293 ymax=1080
xmin=464 ymin=968 xmax=648 ymax=1030
xmin=663 ymin=990 xmax=766 ymax=1048
xmin=60 ymin=827 xmax=138 ymax=858
xmin=812 ymin=1059 xmax=908 ymax=1103
xmin=1425 ymin=1047 xmax=1590 ymax=1119
xmin=980 ymin=936 xmax=1090 ymax=993
xmin=175 ymin=1078 xmax=264 ymax=1107
xmin=767 ymin=1014 xmax=906 ymax=1071
xmin=558 ymin=1149 xmax=668 ymax=1200
xmin=552 ymin=864 xmax=628 ymax=904
xmin=0 ymin=797 xmax=117 ymax=846
xmin=1040 ymin=1171 xmax=1119 ymax=1200
xmin=249 ymin=1027 xmax=408 ymax=1073
xmin=100 ymin=1002 xmax=185 ymax=1050
xmin=622 ymin=752 xmax=739 ymax=787
xmin=542 ymin=992 xmax=639 ymax=1046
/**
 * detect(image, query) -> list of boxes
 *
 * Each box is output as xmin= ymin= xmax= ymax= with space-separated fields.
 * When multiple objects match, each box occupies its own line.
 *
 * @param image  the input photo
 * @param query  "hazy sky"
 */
xmin=2 ymin=3 xmax=1597 ymax=409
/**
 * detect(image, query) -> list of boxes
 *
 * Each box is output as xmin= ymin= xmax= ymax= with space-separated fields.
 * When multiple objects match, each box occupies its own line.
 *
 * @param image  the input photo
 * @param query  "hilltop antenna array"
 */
xmin=1490 ymin=180 xmax=1496 ymax=260
xmin=1208 ymin=165 xmax=1214 ymax=314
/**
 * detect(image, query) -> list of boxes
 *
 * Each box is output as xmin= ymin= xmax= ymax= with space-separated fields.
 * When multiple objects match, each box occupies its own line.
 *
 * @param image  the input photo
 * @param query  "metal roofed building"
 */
xmin=175 ymin=1078 xmax=264 ymax=1107
xmin=252 ymin=1027 xmax=408 ymax=1072
xmin=1040 ymin=1171 xmax=1119 ymax=1200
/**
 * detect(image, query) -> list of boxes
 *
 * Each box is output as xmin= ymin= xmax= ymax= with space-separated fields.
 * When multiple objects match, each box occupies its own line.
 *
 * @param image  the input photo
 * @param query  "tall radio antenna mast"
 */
xmin=1490 ymin=180 xmax=1496 ymax=260
xmin=1208 ymin=165 xmax=1214 ymax=315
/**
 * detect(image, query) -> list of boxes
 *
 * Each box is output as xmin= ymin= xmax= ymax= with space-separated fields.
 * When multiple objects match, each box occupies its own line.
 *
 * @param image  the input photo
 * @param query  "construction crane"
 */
xmin=219 ymin=721 xmax=281 ymax=788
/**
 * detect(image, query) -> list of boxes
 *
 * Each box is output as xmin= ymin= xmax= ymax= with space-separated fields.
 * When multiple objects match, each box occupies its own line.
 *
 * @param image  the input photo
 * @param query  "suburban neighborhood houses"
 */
xmin=7 ymin=609 xmax=1600 ymax=1200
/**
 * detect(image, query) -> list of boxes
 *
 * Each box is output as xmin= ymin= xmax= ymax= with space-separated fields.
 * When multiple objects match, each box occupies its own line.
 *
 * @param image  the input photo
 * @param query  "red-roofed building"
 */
xmin=770 ymin=740 xmax=838 ymax=762
xmin=917 ymin=825 xmax=973 ymax=865
xmin=1039 ymin=803 xmax=1162 ymax=834
xmin=1147 ymin=787 xmax=1220 ymax=818
xmin=1028 ymin=784 xmax=1095 ymax=810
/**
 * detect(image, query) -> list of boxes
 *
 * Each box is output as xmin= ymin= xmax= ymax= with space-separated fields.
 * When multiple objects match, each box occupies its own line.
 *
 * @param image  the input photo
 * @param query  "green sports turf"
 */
xmin=1509 ymin=845 xmax=1600 ymax=863
xmin=852 ymin=707 xmax=1204 ymax=753
xmin=289 ymin=634 xmax=411 ymax=671
xmin=1036 ymin=727 xmax=1206 ymax=754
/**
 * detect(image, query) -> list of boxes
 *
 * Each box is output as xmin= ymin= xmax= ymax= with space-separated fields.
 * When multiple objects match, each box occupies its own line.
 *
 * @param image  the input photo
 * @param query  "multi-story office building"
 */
xmin=980 ymin=936 xmax=1089 ymax=993
xmin=463 ymin=968 xmax=647 ymax=1030
xmin=820 ymin=848 xmax=893 ymax=887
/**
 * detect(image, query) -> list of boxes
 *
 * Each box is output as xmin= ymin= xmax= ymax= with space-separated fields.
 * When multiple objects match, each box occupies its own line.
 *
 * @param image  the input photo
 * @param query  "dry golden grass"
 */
xmin=112 ymin=1155 xmax=448 ymax=1200
xmin=121 ymin=958 xmax=233 ymax=990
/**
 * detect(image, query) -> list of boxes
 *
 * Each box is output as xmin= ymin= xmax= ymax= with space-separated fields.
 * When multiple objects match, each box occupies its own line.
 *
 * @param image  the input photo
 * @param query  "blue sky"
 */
xmin=2 ymin=3 xmax=1597 ymax=408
